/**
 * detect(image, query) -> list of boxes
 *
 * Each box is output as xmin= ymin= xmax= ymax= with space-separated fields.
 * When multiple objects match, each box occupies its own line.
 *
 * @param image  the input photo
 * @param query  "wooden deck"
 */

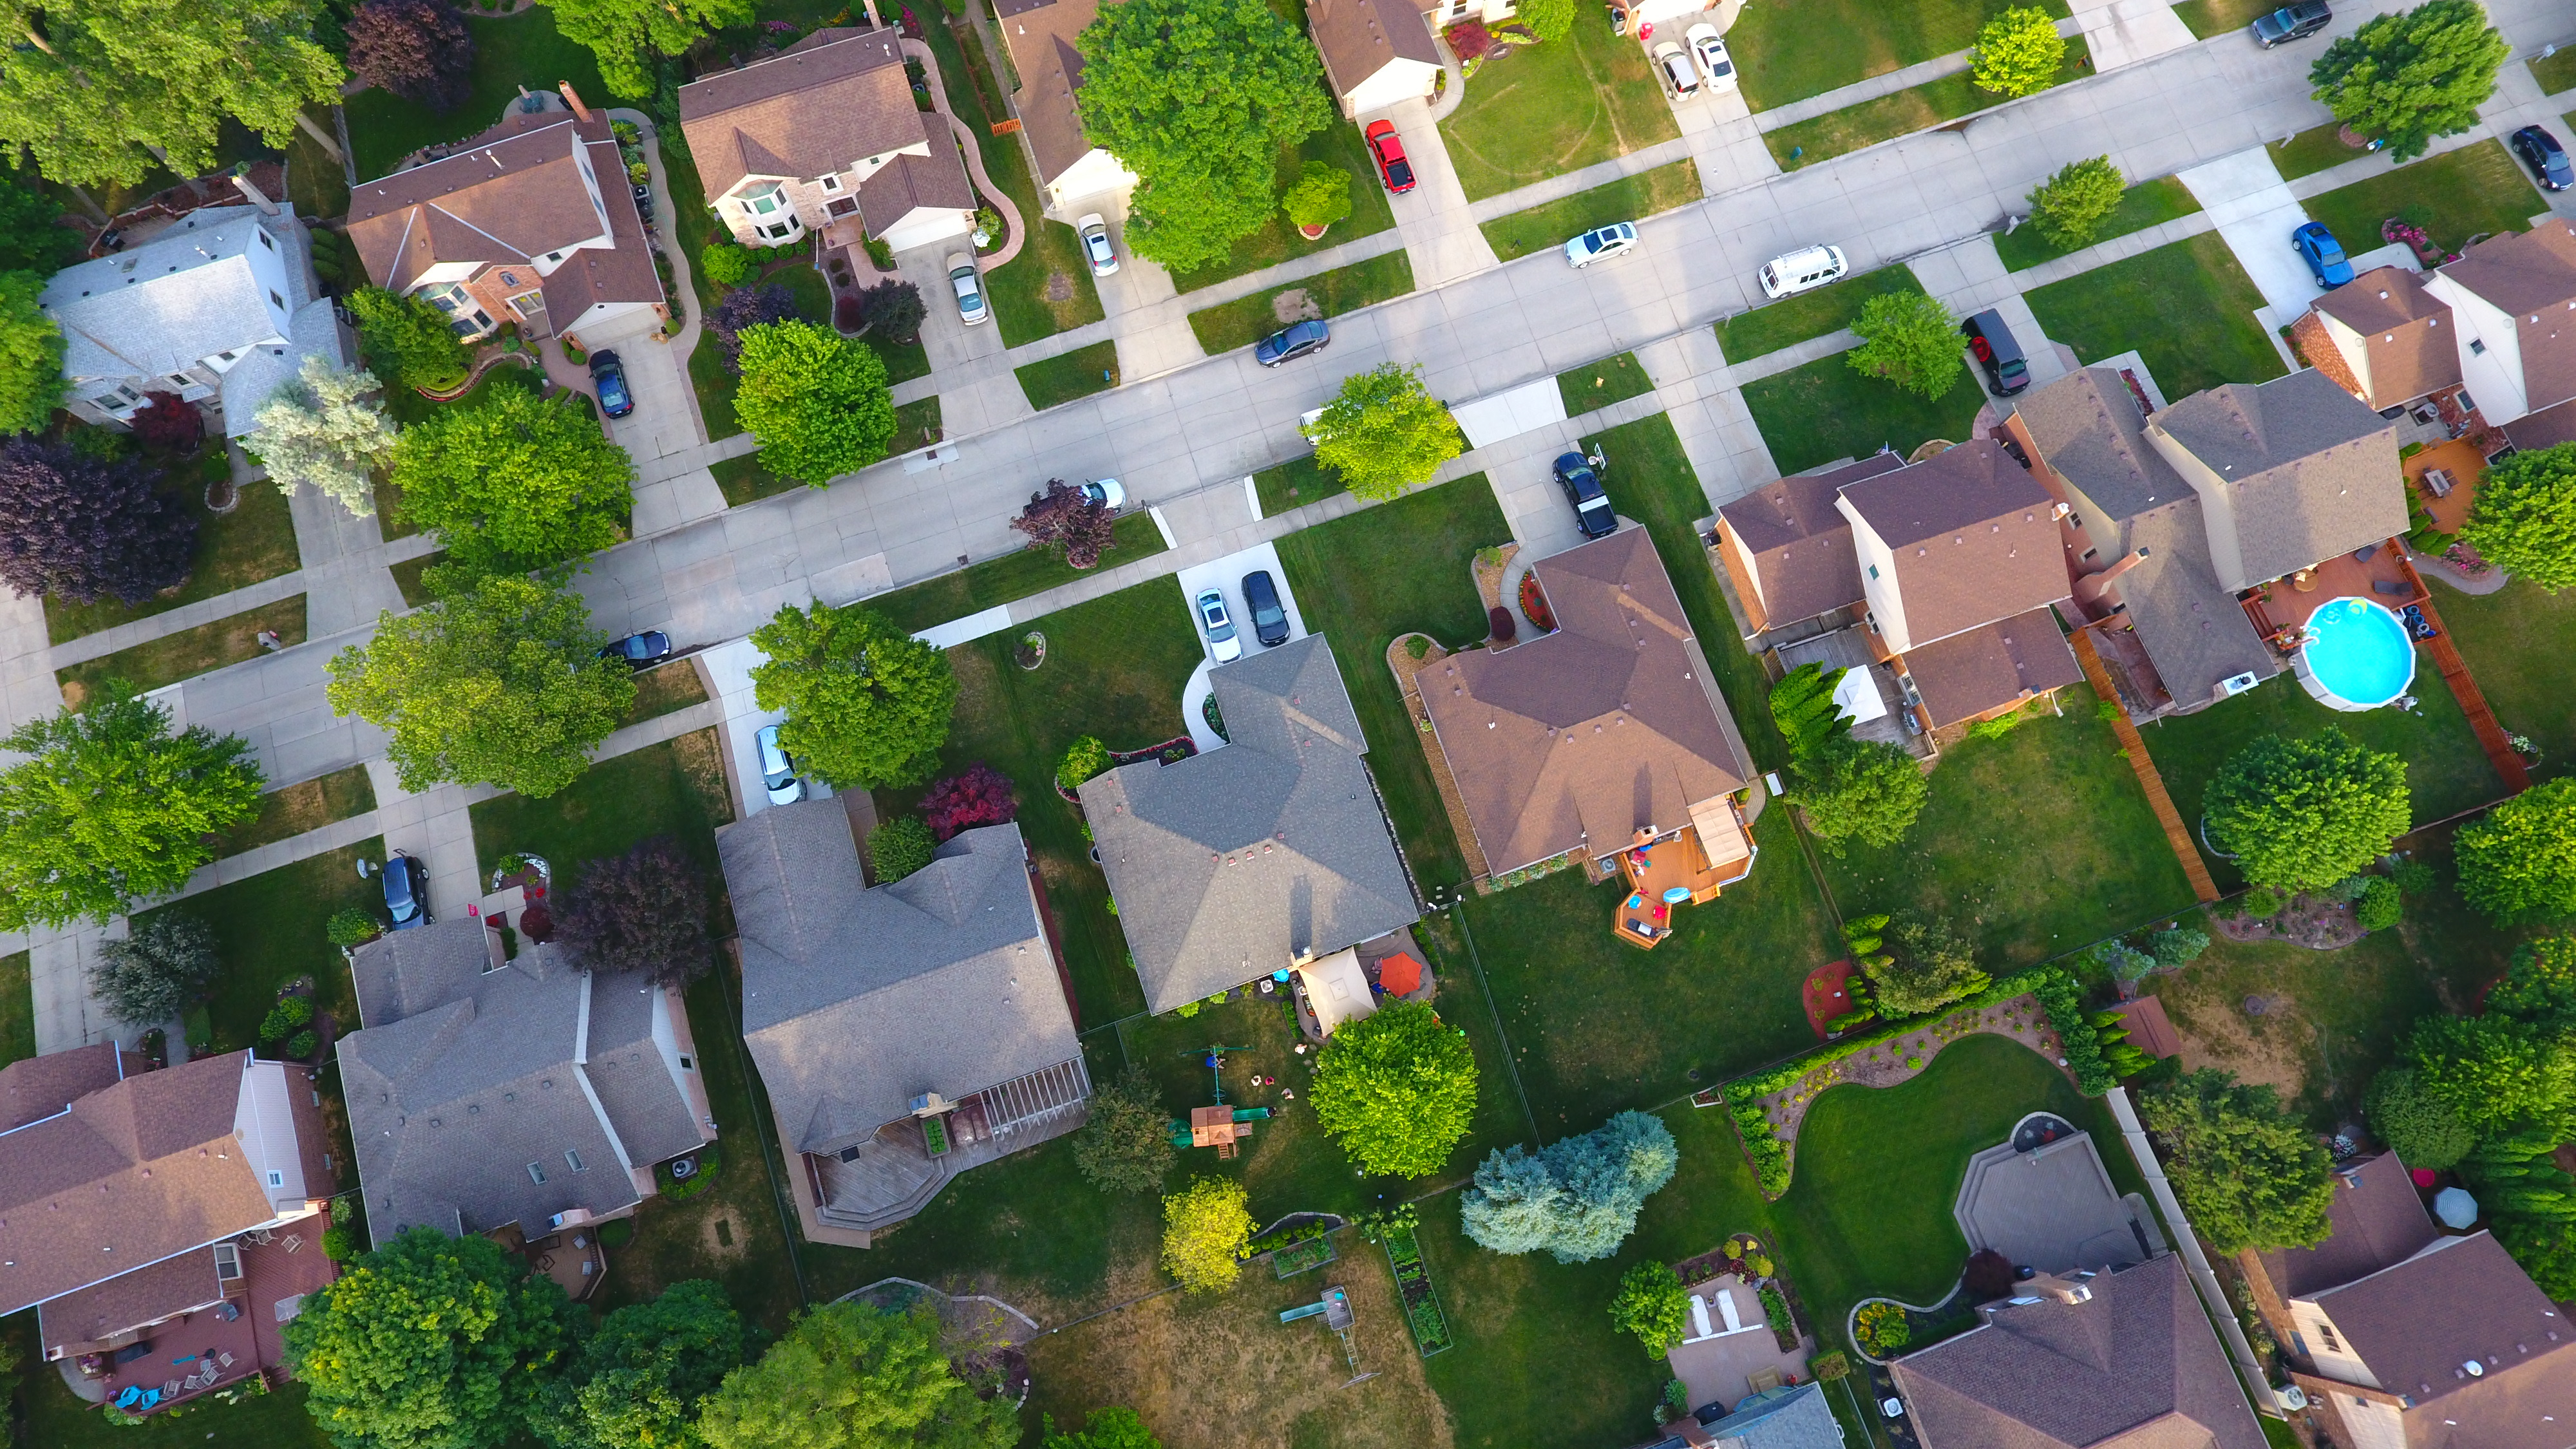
xmin=1613 ymin=823 xmax=1743 ymax=949
xmin=2072 ymin=629 xmax=2220 ymax=904
xmin=2411 ymin=592 xmax=2530 ymax=795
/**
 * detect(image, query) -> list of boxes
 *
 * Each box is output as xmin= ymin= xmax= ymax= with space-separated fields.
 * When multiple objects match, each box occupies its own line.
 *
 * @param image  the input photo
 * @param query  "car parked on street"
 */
xmin=2249 ymin=0 xmax=2329 ymax=46
xmin=383 ymin=851 xmax=430 ymax=931
xmin=1564 ymin=222 xmax=1638 ymax=269
xmin=1686 ymin=24 xmax=1737 ymax=91
xmin=599 ymin=630 xmax=673 ymax=667
xmin=1077 ymin=213 xmax=1119 ymax=276
xmin=1960 ymin=309 xmax=2030 ymax=397
xmin=755 ymin=724 xmax=805 ymax=806
xmin=1554 ymin=450 xmax=1616 ymax=539
xmin=1195 ymin=589 xmax=1242 ymax=662
xmin=2292 ymin=221 xmax=2354 ymax=288
xmin=1081 ymin=478 xmax=1126 ymax=509
xmin=947 ymin=254 xmax=989 ymax=325
xmin=1255 ymin=317 xmax=1331 ymax=366
xmin=1652 ymin=41 xmax=1700 ymax=99
xmin=1758 ymin=244 xmax=1848 ymax=298
xmin=2511 ymin=125 xmax=2572 ymax=191
xmin=1242 ymin=569 xmax=1290 ymax=647
xmin=1364 ymin=119 xmax=1416 ymax=194
xmin=589 ymin=350 xmax=633 ymax=418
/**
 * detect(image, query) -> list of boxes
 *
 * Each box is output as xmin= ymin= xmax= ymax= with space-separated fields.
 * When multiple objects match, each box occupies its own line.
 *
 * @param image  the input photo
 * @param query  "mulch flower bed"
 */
xmin=2213 ymin=892 xmax=2362 ymax=951
xmin=1754 ymin=996 xmax=2060 ymax=1156
xmin=1801 ymin=960 xmax=1855 ymax=1038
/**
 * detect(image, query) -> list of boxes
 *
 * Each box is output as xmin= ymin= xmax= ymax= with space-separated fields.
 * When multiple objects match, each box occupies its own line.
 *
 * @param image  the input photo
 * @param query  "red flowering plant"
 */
xmin=921 ymin=764 xmax=1018 ymax=842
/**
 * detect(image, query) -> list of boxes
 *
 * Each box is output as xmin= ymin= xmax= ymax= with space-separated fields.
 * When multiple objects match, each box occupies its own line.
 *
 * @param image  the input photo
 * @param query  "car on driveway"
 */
xmin=2249 ymin=0 xmax=2329 ymax=46
xmin=1242 ymin=569 xmax=1290 ymax=647
xmin=1686 ymin=24 xmax=1737 ymax=91
xmin=755 ymin=724 xmax=805 ymax=806
xmin=1960 ymin=309 xmax=2030 ymax=397
xmin=383 ymin=851 xmax=430 ymax=931
xmin=1554 ymin=450 xmax=1616 ymax=539
xmin=1564 ymin=222 xmax=1638 ymax=269
xmin=589 ymin=350 xmax=633 ymax=418
xmin=1195 ymin=589 xmax=1242 ymax=662
xmin=1255 ymin=317 xmax=1330 ymax=366
xmin=600 ymin=630 xmax=672 ymax=667
xmin=1651 ymin=41 xmax=1700 ymax=99
xmin=1077 ymin=213 xmax=1119 ymax=276
xmin=1364 ymin=119 xmax=1416 ymax=194
xmin=2292 ymin=221 xmax=2354 ymax=288
xmin=2511 ymin=125 xmax=2572 ymax=191
xmin=947 ymin=254 xmax=989 ymax=325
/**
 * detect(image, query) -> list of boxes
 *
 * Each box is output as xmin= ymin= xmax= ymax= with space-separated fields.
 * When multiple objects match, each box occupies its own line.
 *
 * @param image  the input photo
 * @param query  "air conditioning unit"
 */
xmin=2217 ymin=672 xmax=2262 ymax=698
xmin=2275 ymin=1385 xmax=2309 ymax=1411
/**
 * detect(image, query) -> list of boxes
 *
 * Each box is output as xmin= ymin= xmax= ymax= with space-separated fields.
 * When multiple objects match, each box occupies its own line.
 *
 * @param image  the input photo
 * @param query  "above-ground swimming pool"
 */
xmin=2294 ymin=597 xmax=2416 ymax=711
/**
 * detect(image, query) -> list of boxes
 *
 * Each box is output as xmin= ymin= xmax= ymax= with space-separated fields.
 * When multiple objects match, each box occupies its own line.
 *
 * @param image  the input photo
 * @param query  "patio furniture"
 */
xmin=217 ymin=1352 xmax=234 ymax=1368
xmin=1748 ymin=1367 xmax=1784 ymax=1393
xmin=281 ymin=1234 xmax=303 ymax=1253
xmin=115 ymin=1387 xmax=142 ymax=1410
xmin=2423 ymin=468 xmax=2455 ymax=498
xmin=2372 ymin=579 xmax=2410 ymax=596
xmin=162 ymin=1379 xmax=180 ymax=1397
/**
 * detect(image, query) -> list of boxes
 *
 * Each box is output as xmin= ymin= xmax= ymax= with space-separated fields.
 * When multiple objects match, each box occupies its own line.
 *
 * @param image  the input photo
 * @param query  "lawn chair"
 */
xmin=2372 ymin=579 xmax=2410 ymax=597
xmin=216 ymin=1352 xmax=235 ymax=1369
xmin=281 ymin=1234 xmax=303 ymax=1254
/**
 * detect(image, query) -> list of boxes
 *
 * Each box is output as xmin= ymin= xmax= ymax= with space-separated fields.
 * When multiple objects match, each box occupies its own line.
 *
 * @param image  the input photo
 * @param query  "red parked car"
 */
xmin=1363 ymin=119 xmax=1416 ymax=194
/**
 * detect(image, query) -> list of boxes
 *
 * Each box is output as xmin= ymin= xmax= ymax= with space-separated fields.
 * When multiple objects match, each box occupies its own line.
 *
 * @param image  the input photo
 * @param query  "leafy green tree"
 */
xmin=1971 ymin=6 xmax=2064 ymax=96
xmin=1608 ymin=1262 xmax=1689 ymax=1357
xmin=750 ymin=601 xmax=956 ymax=790
xmin=2401 ymin=1013 xmax=2575 ymax=1137
xmin=551 ymin=0 xmax=752 ymax=100
xmin=1767 ymin=662 xmax=1852 ymax=761
xmin=0 ymin=167 xmax=76 ymax=272
xmin=0 ymin=688 xmax=259 ymax=930
xmin=1072 ymin=1065 xmax=1177 ymax=1193
xmin=1075 ymin=0 xmax=1332 ymax=274
xmin=1460 ymin=1111 xmax=1678 ymax=1264
xmin=0 ymin=0 xmax=345 ymax=189
xmin=2362 ymin=1065 xmax=2474 ymax=1170
xmin=2307 ymin=0 xmax=2506 ymax=161
xmin=1302 ymin=363 xmax=1461 ymax=502
xmin=696 ymin=1300 xmax=1014 ymax=1449
xmin=1311 ymin=1000 xmax=1479 ymax=1177
xmin=866 ymin=815 xmax=937 ymax=884
xmin=1845 ymin=290 xmax=1963 ymax=400
xmin=91 ymin=911 xmax=219 ymax=1023
xmin=1159 ymin=1176 xmax=1253 ymax=1294
xmin=346 ymin=287 xmax=471 ymax=393
xmin=1515 ymin=0 xmax=1575 ymax=40
xmin=2355 ymin=876 xmax=2402 ymax=931
xmin=1864 ymin=916 xmax=1989 ymax=1018
xmin=1793 ymin=735 xmax=1927 ymax=853
xmin=2027 ymin=155 xmax=2125 ymax=249
xmin=0 ymin=270 xmax=64 ymax=433
xmin=2456 ymin=777 xmax=2576 ymax=923
xmin=2462 ymin=442 xmax=2576 ymax=589
xmin=2496 ymin=1218 xmax=2576 ymax=1300
xmin=1281 ymin=160 xmax=1352 ymax=231
xmin=2145 ymin=925 xmax=2210 ymax=969
xmin=1043 ymin=1408 xmax=1160 ymax=1449
xmin=326 ymin=573 xmax=636 ymax=798
xmin=530 ymin=1280 xmax=745 ymax=1449
xmin=283 ymin=1226 xmax=578 ymax=1449
xmin=734 ymin=320 xmax=895 ymax=486
xmin=2137 ymin=1068 xmax=2333 ymax=1253
xmin=249 ymin=355 xmax=398 ymax=518
xmin=2202 ymin=729 xmax=2409 ymax=893
xmin=391 ymin=379 xmax=634 ymax=575
xmin=2488 ymin=936 xmax=2576 ymax=1030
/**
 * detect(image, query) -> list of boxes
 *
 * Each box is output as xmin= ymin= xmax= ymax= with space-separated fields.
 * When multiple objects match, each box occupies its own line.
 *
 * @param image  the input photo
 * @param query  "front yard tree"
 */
xmin=1159 ymin=1176 xmax=1254 ymax=1294
xmin=0 ymin=435 xmax=195 ymax=603
xmin=1044 ymin=1408 xmax=1161 ymax=1449
xmin=2202 ymin=728 xmax=2410 ymax=893
xmin=1864 ymin=916 xmax=1991 ymax=1018
xmin=390 ymin=379 xmax=635 ymax=575
xmin=2307 ymin=0 xmax=2507 ymax=162
xmin=2028 ymin=155 xmax=2125 ymax=249
xmin=1072 ymin=1065 xmax=1177 ymax=1193
xmin=2401 ymin=1013 xmax=2575 ymax=1137
xmin=1608 ymin=1262 xmax=1690 ymax=1357
xmin=1011 ymin=478 xmax=1120 ymax=569
xmin=0 ymin=0 xmax=345 ymax=189
xmin=0 ymin=270 xmax=64 ymax=432
xmin=1461 ymin=1110 xmax=1679 ymax=1264
xmin=249 ymin=355 xmax=399 ymax=518
xmin=748 ymin=600 xmax=957 ymax=790
xmin=1075 ymin=0 xmax=1332 ymax=274
xmin=1282 ymin=160 xmax=1352 ymax=232
xmin=551 ymin=0 xmax=752 ymax=100
xmin=0 ymin=689 xmax=259 ymax=931
xmin=2362 ymin=1065 xmax=2475 ymax=1170
xmin=90 ymin=911 xmax=220 ymax=1024
xmin=1971 ymin=5 xmax=2065 ymax=97
xmin=346 ymin=287 xmax=472 ymax=394
xmin=2462 ymin=442 xmax=2576 ymax=589
xmin=554 ymin=836 xmax=712 ymax=987
xmin=326 ymin=573 xmax=636 ymax=799
xmin=283 ymin=1226 xmax=580 ymax=1449
xmin=1846 ymin=290 xmax=1963 ymax=400
xmin=1302 ymin=363 xmax=1462 ymax=502
xmin=2137 ymin=1068 xmax=2333 ymax=1253
xmin=735 ymin=319 xmax=896 ymax=486
xmin=2454 ymin=777 xmax=2576 ymax=923
xmin=1793 ymin=735 xmax=1927 ymax=853
xmin=1311 ymin=1000 xmax=1480 ymax=1177
xmin=698 ymin=1302 xmax=1015 ymax=1449
xmin=345 ymin=0 xmax=475 ymax=112
xmin=529 ymin=1279 xmax=744 ymax=1449
xmin=857 ymin=279 xmax=925 ymax=345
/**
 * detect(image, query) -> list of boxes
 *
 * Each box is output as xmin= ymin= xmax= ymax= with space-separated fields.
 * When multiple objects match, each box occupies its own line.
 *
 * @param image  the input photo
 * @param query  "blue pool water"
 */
xmin=2300 ymin=598 xmax=2415 ymax=710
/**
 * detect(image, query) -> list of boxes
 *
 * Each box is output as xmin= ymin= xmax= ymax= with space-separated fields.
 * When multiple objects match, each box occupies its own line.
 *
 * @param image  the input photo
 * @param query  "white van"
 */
xmin=1759 ymin=244 xmax=1850 ymax=299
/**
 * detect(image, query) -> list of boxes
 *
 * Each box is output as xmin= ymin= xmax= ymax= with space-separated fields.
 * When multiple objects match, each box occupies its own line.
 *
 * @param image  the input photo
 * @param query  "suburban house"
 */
xmin=719 ymin=802 xmax=1090 ymax=1247
xmin=995 ymin=0 xmax=1139 ymax=218
xmin=41 ymin=186 xmax=352 ymax=439
xmin=337 ymin=904 xmax=715 ymax=1253
xmin=2295 ymin=265 xmax=2463 ymax=413
xmin=2242 ymin=1153 xmax=2576 ymax=1449
xmin=1712 ymin=453 xmax=1903 ymax=640
xmin=0 ymin=1045 xmax=338 ymax=1415
xmin=678 ymin=28 xmax=977 ymax=256
xmin=344 ymin=93 xmax=665 ymax=347
xmin=1417 ymin=528 xmax=1757 ymax=945
xmin=1642 ymin=1382 xmax=1844 ymax=1449
xmin=1082 ymin=634 xmax=1419 ymax=1014
xmin=1309 ymin=0 xmax=1441 ymax=118
xmin=1889 ymin=1256 xmax=2266 ymax=1448
xmin=2421 ymin=218 xmax=2576 ymax=428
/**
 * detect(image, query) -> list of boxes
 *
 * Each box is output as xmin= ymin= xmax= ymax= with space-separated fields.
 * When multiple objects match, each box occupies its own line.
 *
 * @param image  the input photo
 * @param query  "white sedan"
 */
xmin=1563 ymin=222 xmax=1639 ymax=269
xmin=947 ymin=254 xmax=988 ymax=325
xmin=1687 ymin=24 xmax=1738 ymax=91
xmin=1076 ymin=213 xmax=1118 ymax=277
xmin=1195 ymin=589 xmax=1242 ymax=663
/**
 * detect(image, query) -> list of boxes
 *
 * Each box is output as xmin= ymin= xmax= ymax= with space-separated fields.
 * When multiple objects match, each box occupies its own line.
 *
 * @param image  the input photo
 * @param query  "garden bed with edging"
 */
xmin=1051 ymin=735 xmax=1198 ymax=804
xmin=2210 ymin=891 xmax=2363 ymax=952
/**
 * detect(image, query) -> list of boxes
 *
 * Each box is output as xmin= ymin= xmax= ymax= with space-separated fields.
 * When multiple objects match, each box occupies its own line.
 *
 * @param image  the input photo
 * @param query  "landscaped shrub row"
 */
xmin=2032 ymin=971 xmax=2115 ymax=1093
xmin=1379 ymin=1220 xmax=1455 ymax=1356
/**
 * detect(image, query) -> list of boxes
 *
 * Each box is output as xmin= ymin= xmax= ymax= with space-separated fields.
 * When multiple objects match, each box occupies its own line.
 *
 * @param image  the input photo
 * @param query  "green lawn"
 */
xmin=2136 ymin=672 xmax=2507 ymax=891
xmin=684 ymin=278 xmax=920 ymax=446
xmin=466 ymin=732 xmax=734 ymax=911
xmin=620 ymin=657 xmax=708 ymax=727
xmin=342 ymin=6 xmax=612 ymax=180
xmin=1716 ymin=263 xmax=1922 ymax=365
xmin=1016 ymin=340 xmax=1121 ymax=412
xmin=285 ymin=107 xmax=350 ymax=222
xmin=1477 ymin=160 xmax=1703 ymax=261
xmin=1276 ymin=475 xmax=1514 ymax=896
xmin=1557 ymin=351 xmax=1657 ymax=415
xmin=710 ymin=453 xmax=794 ymax=508
xmin=209 ymin=765 xmax=377 ymax=859
xmin=1253 ymin=453 xmax=1345 ymax=516
xmin=2171 ymin=0 xmax=2274 ymax=38
xmin=1820 ymin=685 xmax=2199 ymax=965
xmin=1185 ymin=251 xmax=1416 ymax=354
xmin=2025 ymin=232 xmax=2284 ymax=401
xmin=0 ymin=951 xmax=30 ymax=1068
xmin=1994 ymin=176 xmax=2202 ymax=271
xmin=44 ymin=469 xmax=301 ymax=645
xmin=390 ymin=550 xmax=441 ymax=608
xmin=1739 ymin=352 xmax=1987 ymax=477
xmin=1437 ymin=5 xmax=1679 ymax=202
xmin=2267 ymin=122 xmax=2372 ymax=182
xmin=1164 ymin=118 xmax=1402 ymax=294
xmin=1763 ymin=50 xmax=2091 ymax=170
xmin=57 ymin=595 xmax=308 ymax=706
xmin=2300 ymin=138 xmax=2539 ymax=256
xmin=132 ymin=839 xmax=384 ymax=1055
xmin=891 ymin=395 xmax=942 ymax=454
xmin=2535 ymin=48 xmax=2576 ymax=97
xmin=861 ymin=513 xmax=1168 ymax=635
xmin=2435 ymin=578 xmax=2576 ymax=786
xmin=378 ymin=353 xmax=536 ymax=432
xmin=1727 ymin=0 xmax=2075 ymax=111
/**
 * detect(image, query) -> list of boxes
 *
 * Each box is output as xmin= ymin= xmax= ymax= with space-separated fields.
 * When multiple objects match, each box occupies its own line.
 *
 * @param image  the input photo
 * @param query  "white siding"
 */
xmin=1341 ymin=58 xmax=1440 ymax=117
xmin=877 ymin=205 xmax=974 ymax=254
xmin=2424 ymin=272 xmax=2530 ymax=422
xmin=1835 ymin=499 xmax=1911 ymax=651
xmin=1045 ymin=148 xmax=1141 ymax=216
xmin=232 ymin=1060 xmax=314 ymax=1214
xmin=2315 ymin=312 xmax=2375 ymax=404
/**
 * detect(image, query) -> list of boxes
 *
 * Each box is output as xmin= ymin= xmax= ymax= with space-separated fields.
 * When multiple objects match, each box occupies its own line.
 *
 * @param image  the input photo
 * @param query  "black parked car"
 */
xmin=1242 ymin=569 xmax=1290 ymax=647
xmin=2249 ymin=0 xmax=2329 ymax=46
xmin=1255 ymin=318 xmax=1330 ymax=366
xmin=590 ymin=350 xmax=634 ymax=418
xmin=2512 ymin=126 xmax=2572 ymax=191
xmin=600 ymin=630 xmax=673 ymax=667
xmin=383 ymin=852 xmax=430 ymax=931
xmin=1962 ymin=308 xmax=2031 ymax=397
xmin=1554 ymin=451 xmax=1616 ymax=539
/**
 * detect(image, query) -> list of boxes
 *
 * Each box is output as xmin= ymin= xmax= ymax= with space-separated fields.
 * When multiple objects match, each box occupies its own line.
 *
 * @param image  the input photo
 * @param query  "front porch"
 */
xmin=1613 ymin=809 xmax=1755 ymax=950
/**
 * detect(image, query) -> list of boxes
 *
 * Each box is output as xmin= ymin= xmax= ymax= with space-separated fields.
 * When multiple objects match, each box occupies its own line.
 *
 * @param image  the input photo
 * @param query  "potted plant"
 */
xmin=1283 ymin=162 xmax=1352 ymax=242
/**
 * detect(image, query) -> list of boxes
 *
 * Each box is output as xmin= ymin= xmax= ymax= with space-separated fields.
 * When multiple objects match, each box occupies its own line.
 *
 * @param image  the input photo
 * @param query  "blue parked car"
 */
xmin=2293 ymin=222 xmax=2354 ymax=289
xmin=1255 ymin=318 xmax=1329 ymax=366
xmin=589 ymin=350 xmax=634 ymax=418
xmin=2511 ymin=126 xmax=2572 ymax=192
xmin=383 ymin=851 xmax=430 ymax=931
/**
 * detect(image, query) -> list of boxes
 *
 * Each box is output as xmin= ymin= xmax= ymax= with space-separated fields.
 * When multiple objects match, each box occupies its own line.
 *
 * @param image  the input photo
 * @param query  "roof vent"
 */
xmin=2378 ymin=289 xmax=2389 ymax=299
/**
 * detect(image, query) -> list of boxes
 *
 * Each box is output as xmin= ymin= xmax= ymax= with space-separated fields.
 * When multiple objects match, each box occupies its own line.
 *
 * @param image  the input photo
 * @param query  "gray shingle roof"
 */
xmin=582 ymin=973 xmax=705 ymax=1169
xmin=1081 ymin=635 xmax=1418 ymax=1013
xmin=2147 ymin=370 xmax=2406 ymax=590
xmin=1701 ymin=1382 xmax=1844 ymax=1448
xmin=720 ymin=802 xmax=1078 ymax=1156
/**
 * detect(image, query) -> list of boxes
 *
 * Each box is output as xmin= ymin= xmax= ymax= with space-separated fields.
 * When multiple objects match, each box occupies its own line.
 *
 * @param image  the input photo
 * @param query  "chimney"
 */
xmin=230 ymin=169 xmax=281 ymax=216
xmin=560 ymin=82 xmax=594 ymax=122
xmin=2074 ymin=546 xmax=2150 ymax=607
xmin=2020 ymin=1272 xmax=2095 ymax=1305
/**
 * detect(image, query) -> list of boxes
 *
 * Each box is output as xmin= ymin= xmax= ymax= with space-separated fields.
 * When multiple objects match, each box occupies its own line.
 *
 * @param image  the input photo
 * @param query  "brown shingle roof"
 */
xmin=2503 ymin=394 xmax=2576 ymax=451
xmin=346 ymin=116 xmax=614 ymax=296
xmin=538 ymin=130 xmax=667 ymax=325
xmin=1420 ymin=529 xmax=1756 ymax=875
xmin=1837 ymin=440 xmax=2072 ymax=645
xmin=1716 ymin=454 xmax=1902 ymax=628
xmin=2310 ymin=265 xmax=2460 ymax=410
xmin=35 ymin=1246 xmax=223 ymax=1350
xmin=1308 ymin=0 xmax=1439 ymax=99
xmin=677 ymin=30 xmax=930 ymax=204
xmin=856 ymin=146 xmax=975 ymax=238
xmin=2149 ymin=370 xmax=2405 ymax=589
xmin=2255 ymin=1151 xmax=2434 ymax=1303
xmin=0 ymin=1043 xmax=137 ymax=1133
xmin=1900 ymin=604 xmax=2081 ymax=726
xmin=996 ymin=0 xmax=1104 ymax=186
xmin=2311 ymin=1232 xmax=2575 ymax=1426
xmin=2443 ymin=223 xmax=2576 ymax=416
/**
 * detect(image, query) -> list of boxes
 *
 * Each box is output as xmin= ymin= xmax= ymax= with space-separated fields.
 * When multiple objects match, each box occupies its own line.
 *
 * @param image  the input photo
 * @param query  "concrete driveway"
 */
xmin=900 ymin=242 xmax=1009 ymax=374
xmin=2178 ymin=148 xmax=2326 ymax=315
xmin=1364 ymin=98 xmax=1497 ymax=288
xmin=589 ymin=319 xmax=700 ymax=474
xmin=699 ymin=637 xmax=835 ymax=817
xmin=1171 ymin=541 xmax=1310 ymax=750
